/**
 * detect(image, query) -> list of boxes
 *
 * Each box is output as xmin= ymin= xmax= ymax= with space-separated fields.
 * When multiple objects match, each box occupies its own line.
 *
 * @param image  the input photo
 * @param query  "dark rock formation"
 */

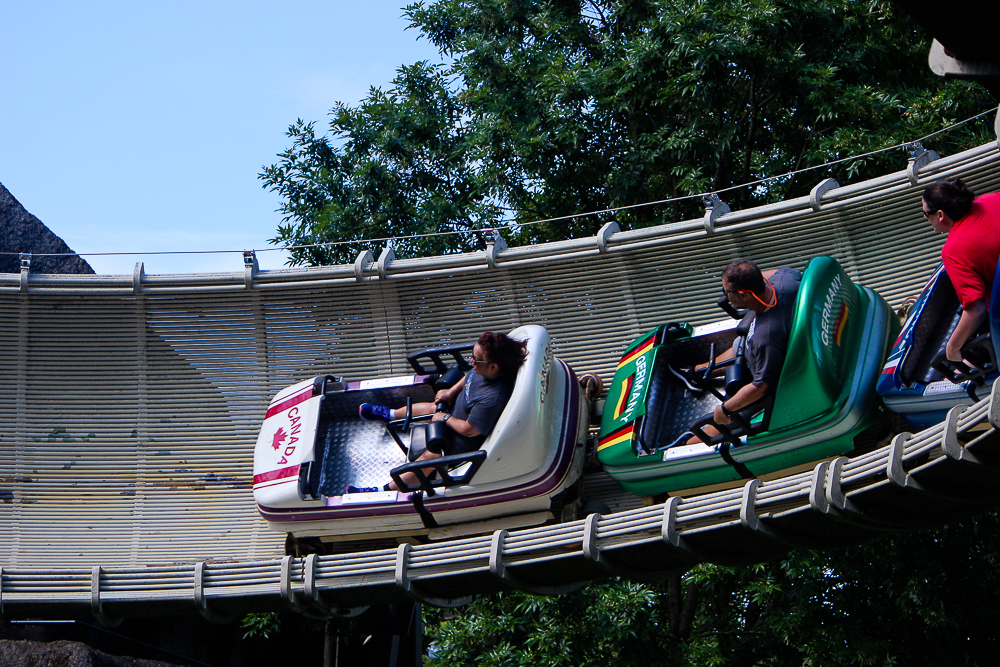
xmin=0 ymin=182 xmax=94 ymax=274
xmin=0 ymin=640 xmax=177 ymax=667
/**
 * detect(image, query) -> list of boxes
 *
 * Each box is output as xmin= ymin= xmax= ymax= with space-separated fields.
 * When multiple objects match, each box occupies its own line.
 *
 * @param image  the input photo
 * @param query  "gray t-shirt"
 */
xmin=451 ymin=370 xmax=515 ymax=453
xmin=745 ymin=267 xmax=802 ymax=389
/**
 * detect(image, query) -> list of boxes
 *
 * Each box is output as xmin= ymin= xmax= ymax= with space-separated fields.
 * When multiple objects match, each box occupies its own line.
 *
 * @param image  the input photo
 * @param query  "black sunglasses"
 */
xmin=922 ymin=209 xmax=939 ymax=218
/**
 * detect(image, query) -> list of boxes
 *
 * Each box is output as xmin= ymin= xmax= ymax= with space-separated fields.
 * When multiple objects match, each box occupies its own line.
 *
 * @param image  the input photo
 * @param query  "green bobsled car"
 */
xmin=597 ymin=256 xmax=899 ymax=496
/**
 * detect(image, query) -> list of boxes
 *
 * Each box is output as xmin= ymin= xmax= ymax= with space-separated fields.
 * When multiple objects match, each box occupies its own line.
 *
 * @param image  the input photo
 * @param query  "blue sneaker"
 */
xmin=345 ymin=485 xmax=380 ymax=494
xmin=359 ymin=403 xmax=393 ymax=422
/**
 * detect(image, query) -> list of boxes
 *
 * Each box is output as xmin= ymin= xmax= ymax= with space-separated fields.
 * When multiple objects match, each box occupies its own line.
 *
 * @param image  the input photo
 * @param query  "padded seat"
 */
xmin=901 ymin=270 xmax=961 ymax=386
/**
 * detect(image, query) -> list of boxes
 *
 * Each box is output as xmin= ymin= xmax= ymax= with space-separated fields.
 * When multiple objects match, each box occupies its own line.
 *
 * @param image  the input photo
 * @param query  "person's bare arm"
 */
xmin=946 ymin=299 xmax=988 ymax=362
xmin=695 ymin=346 xmax=735 ymax=373
xmin=430 ymin=411 xmax=481 ymax=437
xmin=712 ymin=381 xmax=770 ymax=425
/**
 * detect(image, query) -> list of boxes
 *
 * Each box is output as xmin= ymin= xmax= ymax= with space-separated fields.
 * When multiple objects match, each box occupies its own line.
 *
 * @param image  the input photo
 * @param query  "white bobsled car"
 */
xmin=252 ymin=325 xmax=595 ymax=546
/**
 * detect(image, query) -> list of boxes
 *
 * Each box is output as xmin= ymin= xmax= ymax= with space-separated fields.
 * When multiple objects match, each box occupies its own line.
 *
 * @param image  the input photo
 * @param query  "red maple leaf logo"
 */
xmin=271 ymin=427 xmax=287 ymax=450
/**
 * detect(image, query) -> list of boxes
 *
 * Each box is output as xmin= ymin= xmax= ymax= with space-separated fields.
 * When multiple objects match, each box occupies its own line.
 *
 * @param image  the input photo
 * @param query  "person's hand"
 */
xmin=434 ymin=389 xmax=452 ymax=404
xmin=945 ymin=343 xmax=965 ymax=364
xmin=713 ymin=404 xmax=731 ymax=425
xmin=431 ymin=412 xmax=446 ymax=422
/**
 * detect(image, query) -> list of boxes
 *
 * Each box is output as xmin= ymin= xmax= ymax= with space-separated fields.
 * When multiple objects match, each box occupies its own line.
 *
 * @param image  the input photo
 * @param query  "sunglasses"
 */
xmin=469 ymin=354 xmax=491 ymax=365
xmin=922 ymin=209 xmax=939 ymax=218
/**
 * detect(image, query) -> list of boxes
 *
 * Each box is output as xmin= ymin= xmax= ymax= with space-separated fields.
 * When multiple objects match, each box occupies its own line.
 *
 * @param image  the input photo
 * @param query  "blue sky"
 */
xmin=0 ymin=1 xmax=445 ymax=275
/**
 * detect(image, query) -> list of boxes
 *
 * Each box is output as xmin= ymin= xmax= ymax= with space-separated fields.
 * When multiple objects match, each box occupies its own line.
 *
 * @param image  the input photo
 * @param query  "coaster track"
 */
xmin=2 ymin=142 xmax=999 ymax=623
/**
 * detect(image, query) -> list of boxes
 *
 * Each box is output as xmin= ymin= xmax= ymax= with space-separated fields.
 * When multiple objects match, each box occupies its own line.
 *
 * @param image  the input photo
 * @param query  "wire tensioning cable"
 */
xmin=6 ymin=105 xmax=998 ymax=260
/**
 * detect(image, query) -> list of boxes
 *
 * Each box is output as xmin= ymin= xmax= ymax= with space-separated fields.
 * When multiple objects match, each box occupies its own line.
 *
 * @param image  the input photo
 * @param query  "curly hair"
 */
xmin=722 ymin=259 xmax=765 ymax=294
xmin=477 ymin=331 xmax=528 ymax=377
xmin=923 ymin=178 xmax=976 ymax=222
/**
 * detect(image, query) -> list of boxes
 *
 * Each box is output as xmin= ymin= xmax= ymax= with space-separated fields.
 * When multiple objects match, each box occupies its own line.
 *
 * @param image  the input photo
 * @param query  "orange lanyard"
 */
xmin=745 ymin=277 xmax=777 ymax=309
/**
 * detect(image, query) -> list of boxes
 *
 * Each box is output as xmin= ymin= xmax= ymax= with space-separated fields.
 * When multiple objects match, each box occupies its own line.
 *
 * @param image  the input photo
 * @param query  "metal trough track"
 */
xmin=2 ymin=142 xmax=1000 ymax=622
xmin=3 ymin=387 xmax=999 ymax=623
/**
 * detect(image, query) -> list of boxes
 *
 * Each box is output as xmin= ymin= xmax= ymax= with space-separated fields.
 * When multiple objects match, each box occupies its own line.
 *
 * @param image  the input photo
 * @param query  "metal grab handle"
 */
xmin=389 ymin=450 xmax=488 ymax=496
xmin=717 ymin=295 xmax=746 ymax=320
xmin=402 ymin=397 xmax=413 ymax=432
xmin=932 ymin=333 xmax=997 ymax=386
xmin=385 ymin=398 xmax=415 ymax=454
xmin=695 ymin=344 xmax=734 ymax=404
xmin=407 ymin=341 xmax=476 ymax=374
xmin=689 ymin=408 xmax=753 ymax=446
xmin=688 ymin=393 xmax=775 ymax=446
xmin=704 ymin=342 xmax=717 ymax=380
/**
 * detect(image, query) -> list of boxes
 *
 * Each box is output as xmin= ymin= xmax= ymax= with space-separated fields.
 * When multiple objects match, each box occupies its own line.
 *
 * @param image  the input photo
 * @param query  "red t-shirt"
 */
xmin=942 ymin=192 xmax=1000 ymax=309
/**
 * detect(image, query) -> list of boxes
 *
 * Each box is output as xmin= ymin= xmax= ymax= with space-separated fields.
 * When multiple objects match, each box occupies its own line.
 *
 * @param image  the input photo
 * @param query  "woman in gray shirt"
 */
xmin=360 ymin=331 xmax=527 ymax=490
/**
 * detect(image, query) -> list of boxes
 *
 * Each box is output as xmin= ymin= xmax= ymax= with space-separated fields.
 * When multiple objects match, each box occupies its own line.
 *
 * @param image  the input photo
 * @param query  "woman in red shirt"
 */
xmin=922 ymin=178 xmax=1000 ymax=361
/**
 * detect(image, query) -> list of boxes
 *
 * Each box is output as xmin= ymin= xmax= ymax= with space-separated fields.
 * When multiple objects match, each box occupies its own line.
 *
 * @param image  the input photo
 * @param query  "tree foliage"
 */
xmin=260 ymin=62 xmax=498 ymax=265
xmin=262 ymin=0 xmax=993 ymax=265
xmin=424 ymin=510 xmax=1000 ymax=666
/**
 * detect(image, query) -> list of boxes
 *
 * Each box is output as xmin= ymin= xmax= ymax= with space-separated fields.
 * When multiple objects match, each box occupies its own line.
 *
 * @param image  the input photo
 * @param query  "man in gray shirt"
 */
xmin=690 ymin=259 xmax=801 ymax=442
xmin=742 ymin=264 xmax=802 ymax=391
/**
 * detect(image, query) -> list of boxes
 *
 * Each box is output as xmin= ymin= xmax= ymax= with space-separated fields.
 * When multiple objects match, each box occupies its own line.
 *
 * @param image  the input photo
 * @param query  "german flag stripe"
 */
xmin=613 ymin=374 xmax=634 ymax=420
xmin=617 ymin=334 xmax=657 ymax=370
xmin=598 ymin=423 xmax=635 ymax=451
xmin=834 ymin=303 xmax=849 ymax=346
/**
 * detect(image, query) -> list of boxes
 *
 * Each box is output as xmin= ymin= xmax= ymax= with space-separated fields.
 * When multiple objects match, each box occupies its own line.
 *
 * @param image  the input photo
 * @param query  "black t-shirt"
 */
xmin=745 ymin=267 xmax=802 ymax=389
xmin=451 ymin=370 xmax=515 ymax=452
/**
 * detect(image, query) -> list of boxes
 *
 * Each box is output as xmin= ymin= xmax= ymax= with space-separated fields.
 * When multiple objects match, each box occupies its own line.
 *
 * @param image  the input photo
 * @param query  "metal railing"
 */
xmin=3 ymin=383 xmax=998 ymax=624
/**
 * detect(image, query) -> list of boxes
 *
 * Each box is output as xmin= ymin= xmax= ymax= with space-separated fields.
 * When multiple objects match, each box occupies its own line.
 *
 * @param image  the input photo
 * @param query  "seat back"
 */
xmin=901 ymin=266 xmax=961 ymax=386
xmin=991 ymin=254 xmax=1000 ymax=361
xmin=472 ymin=325 xmax=556 ymax=485
xmin=768 ymin=256 xmax=863 ymax=431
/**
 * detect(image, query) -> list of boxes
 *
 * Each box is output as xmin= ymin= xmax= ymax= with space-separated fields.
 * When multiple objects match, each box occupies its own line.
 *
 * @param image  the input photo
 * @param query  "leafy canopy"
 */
xmin=424 ymin=511 xmax=1000 ymax=666
xmin=262 ymin=0 xmax=992 ymax=266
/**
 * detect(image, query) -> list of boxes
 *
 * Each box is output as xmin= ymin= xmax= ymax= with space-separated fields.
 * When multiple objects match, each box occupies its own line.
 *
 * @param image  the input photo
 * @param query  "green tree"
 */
xmin=261 ymin=61 xmax=500 ymax=266
xmin=425 ymin=580 xmax=663 ymax=665
xmin=263 ymin=0 xmax=993 ymax=265
xmin=424 ymin=511 xmax=1000 ymax=666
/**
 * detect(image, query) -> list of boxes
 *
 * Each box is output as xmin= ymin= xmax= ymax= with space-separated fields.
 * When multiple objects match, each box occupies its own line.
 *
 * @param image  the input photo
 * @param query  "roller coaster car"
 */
xmin=252 ymin=325 xmax=594 ymax=543
xmin=596 ymin=256 xmax=898 ymax=496
xmin=877 ymin=262 xmax=1000 ymax=430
